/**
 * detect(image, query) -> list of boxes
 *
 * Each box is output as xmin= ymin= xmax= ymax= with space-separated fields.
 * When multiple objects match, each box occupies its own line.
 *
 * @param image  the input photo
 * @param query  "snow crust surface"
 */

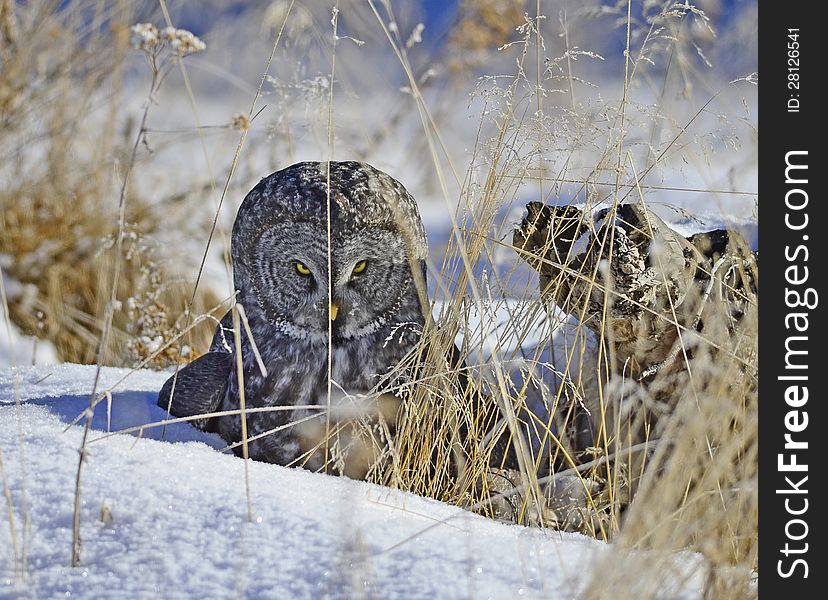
xmin=0 ymin=365 xmax=703 ymax=599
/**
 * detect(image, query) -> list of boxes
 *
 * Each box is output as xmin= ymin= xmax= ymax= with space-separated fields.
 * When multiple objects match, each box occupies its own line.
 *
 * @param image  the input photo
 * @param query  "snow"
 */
xmin=0 ymin=364 xmax=706 ymax=599
xmin=0 ymin=323 xmax=58 ymax=370
xmin=448 ymin=298 xmax=550 ymax=363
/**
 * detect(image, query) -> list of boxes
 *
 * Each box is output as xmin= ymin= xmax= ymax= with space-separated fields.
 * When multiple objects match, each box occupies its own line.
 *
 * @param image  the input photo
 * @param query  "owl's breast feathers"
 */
xmin=157 ymin=307 xmax=422 ymax=447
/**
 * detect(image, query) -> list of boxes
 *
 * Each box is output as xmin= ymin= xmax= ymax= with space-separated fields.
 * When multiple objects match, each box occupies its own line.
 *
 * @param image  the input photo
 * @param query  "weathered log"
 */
xmin=513 ymin=201 xmax=758 ymax=452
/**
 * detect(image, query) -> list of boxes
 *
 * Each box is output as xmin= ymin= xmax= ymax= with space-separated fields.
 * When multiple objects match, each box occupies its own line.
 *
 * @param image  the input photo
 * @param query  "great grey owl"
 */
xmin=158 ymin=161 xmax=429 ymax=470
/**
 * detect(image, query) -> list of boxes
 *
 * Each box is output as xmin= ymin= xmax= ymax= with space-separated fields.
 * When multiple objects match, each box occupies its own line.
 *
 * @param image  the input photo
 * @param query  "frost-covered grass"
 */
xmin=1 ymin=1 xmax=757 ymax=598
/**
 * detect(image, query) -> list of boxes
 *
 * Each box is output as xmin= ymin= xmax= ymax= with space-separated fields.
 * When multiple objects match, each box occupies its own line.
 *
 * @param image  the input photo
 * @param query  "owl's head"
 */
xmin=231 ymin=161 xmax=428 ymax=341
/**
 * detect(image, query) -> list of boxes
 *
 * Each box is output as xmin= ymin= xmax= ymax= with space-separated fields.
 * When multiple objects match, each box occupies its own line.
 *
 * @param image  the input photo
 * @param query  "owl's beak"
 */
xmin=330 ymin=303 xmax=339 ymax=321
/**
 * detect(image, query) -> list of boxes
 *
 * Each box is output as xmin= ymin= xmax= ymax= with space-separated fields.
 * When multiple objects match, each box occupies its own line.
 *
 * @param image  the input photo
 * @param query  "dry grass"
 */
xmin=1 ymin=0 xmax=758 ymax=597
xmin=0 ymin=3 xmax=219 ymax=366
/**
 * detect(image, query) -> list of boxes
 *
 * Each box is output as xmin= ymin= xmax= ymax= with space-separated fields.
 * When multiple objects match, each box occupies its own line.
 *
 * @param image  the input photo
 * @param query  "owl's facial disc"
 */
xmin=329 ymin=229 xmax=416 ymax=340
xmin=328 ymin=260 xmax=367 ymax=322
xmin=248 ymin=222 xmax=417 ymax=341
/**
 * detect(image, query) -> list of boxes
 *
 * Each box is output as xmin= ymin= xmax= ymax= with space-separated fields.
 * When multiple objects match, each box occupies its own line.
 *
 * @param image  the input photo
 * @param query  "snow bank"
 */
xmin=0 ymin=324 xmax=57 ymax=370
xmin=1 ymin=365 xmax=702 ymax=598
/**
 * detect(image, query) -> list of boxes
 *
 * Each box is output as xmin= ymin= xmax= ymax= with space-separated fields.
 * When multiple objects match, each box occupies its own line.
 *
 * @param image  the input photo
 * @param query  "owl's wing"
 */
xmin=157 ymin=351 xmax=233 ymax=431
xmin=208 ymin=310 xmax=235 ymax=353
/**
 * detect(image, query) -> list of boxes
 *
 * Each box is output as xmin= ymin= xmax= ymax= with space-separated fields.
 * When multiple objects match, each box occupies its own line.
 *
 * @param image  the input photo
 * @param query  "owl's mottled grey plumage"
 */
xmin=159 ymin=161 xmax=428 ymax=468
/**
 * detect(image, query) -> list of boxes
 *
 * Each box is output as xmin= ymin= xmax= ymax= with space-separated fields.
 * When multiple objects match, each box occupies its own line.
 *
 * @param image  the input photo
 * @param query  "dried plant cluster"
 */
xmin=0 ymin=4 xmax=217 ymax=366
xmin=1 ymin=0 xmax=757 ymax=597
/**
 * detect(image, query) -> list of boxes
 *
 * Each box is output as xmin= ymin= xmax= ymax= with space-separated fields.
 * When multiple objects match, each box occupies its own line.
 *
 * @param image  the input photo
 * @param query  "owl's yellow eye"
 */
xmin=352 ymin=260 xmax=368 ymax=275
xmin=295 ymin=261 xmax=312 ymax=276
